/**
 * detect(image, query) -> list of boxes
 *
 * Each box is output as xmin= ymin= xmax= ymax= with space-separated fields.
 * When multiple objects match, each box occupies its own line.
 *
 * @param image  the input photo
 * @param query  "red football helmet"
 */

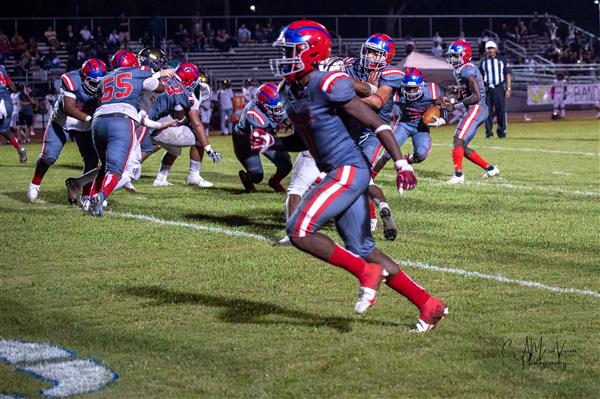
xmin=360 ymin=33 xmax=396 ymax=70
xmin=110 ymin=50 xmax=140 ymax=69
xmin=176 ymin=62 xmax=200 ymax=88
xmin=270 ymin=20 xmax=332 ymax=82
xmin=446 ymin=40 xmax=472 ymax=68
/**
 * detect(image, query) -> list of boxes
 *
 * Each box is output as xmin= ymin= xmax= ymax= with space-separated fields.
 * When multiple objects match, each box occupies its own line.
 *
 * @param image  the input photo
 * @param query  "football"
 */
xmin=422 ymin=106 xmax=441 ymax=124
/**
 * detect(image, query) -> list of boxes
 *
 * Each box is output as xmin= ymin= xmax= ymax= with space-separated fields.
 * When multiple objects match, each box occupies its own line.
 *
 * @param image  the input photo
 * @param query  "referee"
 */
xmin=479 ymin=41 xmax=512 ymax=138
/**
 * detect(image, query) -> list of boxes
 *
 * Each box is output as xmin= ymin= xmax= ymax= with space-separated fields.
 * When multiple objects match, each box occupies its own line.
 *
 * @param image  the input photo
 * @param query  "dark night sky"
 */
xmin=3 ymin=0 xmax=599 ymax=34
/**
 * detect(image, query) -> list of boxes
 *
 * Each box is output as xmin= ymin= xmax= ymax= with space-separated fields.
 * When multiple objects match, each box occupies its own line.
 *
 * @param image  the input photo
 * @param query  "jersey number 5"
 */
xmin=100 ymin=73 xmax=134 ymax=102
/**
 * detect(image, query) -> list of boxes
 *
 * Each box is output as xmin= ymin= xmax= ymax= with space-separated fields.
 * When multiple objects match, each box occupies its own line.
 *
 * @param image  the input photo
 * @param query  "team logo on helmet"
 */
xmin=446 ymin=40 xmax=472 ymax=68
xmin=80 ymin=58 xmax=107 ymax=94
xmin=110 ymin=50 xmax=140 ymax=69
xmin=256 ymin=82 xmax=285 ymax=122
xmin=360 ymin=33 xmax=395 ymax=70
xmin=270 ymin=20 xmax=332 ymax=82
xmin=401 ymin=67 xmax=424 ymax=101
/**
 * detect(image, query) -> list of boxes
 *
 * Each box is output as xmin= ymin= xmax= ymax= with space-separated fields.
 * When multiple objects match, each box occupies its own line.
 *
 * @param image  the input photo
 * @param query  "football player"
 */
xmin=0 ymin=64 xmax=27 ymax=164
xmin=26 ymin=59 xmax=106 ymax=204
xmin=442 ymin=41 xmax=499 ymax=184
xmin=260 ymin=20 xmax=447 ymax=332
xmin=342 ymin=34 xmax=405 ymax=239
xmin=87 ymin=50 xmax=176 ymax=216
xmin=233 ymin=82 xmax=292 ymax=193
xmin=150 ymin=62 xmax=222 ymax=188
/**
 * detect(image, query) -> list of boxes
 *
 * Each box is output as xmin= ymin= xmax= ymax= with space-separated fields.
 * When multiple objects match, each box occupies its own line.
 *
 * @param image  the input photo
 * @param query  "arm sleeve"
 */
xmin=143 ymin=76 xmax=160 ymax=91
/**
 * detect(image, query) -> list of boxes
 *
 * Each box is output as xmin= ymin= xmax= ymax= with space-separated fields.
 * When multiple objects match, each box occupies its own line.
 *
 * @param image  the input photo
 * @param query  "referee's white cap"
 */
xmin=485 ymin=41 xmax=497 ymax=49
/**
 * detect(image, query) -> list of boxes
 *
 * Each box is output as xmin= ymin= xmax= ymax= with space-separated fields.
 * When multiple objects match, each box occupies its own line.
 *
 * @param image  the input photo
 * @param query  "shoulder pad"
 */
xmin=381 ymin=68 xmax=405 ymax=79
xmin=60 ymin=73 xmax=77 ymax=91
xmin=246 ymin=108 xmax=268 ymax=128
xmin=319 ymin=71 xmax=350 ymax=94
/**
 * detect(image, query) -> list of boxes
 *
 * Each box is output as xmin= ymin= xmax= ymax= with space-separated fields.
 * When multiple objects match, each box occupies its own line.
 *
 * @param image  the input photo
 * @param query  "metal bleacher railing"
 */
xmin=1 ymin=14 xmax=599 ymax=93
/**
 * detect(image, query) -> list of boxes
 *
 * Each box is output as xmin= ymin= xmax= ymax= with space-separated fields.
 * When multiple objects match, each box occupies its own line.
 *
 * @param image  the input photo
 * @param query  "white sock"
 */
xmin=189 ymin=160 xmax=201 ymax=175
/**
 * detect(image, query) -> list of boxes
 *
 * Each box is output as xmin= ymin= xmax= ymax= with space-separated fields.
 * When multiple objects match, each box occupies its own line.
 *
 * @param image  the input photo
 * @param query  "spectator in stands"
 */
xmin=478 ymin=31 xmax=491 ymax=58
xmin=204 ymin=22 xmax=215 ymax=48
xmin=528 ymin=12 xmax=542 ymax=36
xmin=11 ymin=32 xmax=27 ymax=57
xmin=44 ymin=26 xmax=60 ymax=50
xmin=432 ymin=31 xmax=442 ymax=48
xmin=65 ymin=25 xmax=76 ymax=46
xmin=241 ymin=79 xmax=257 ymax=104
xmin=217 ymin=80 xmax=234 ymax=135
xmin=119 ymin=14 xmax=130 ymax=46
xmin=0 ymin=30 xmax=10 ymax=63
xmin=515 ymin=20 xmax=528 ymax=45
xmin=547 ymin=18 xmax=559 ymax=46
xmin=458 ymin=31 xmax=466 ymax=41
xmin=27 ymin=38 xmax=39 ymax=60
xmin=264 ymin=23 xmax=275 ymax=42
xmin=147 ymin=16 xmax=165 ymax=47
xmin=95 ymin=25 xmax=105 ymax=45
xmin=431 ymin=43 xmax=443 ymax=58
xmin=238 ymin=24 xmax=251 ymax=44
xmin=254 ymin=24 xmax=264 ymax=43
xmin=405 ymin=35 xmax=415 ymax=55
xmin=18 ymin=86 xmax=37 ymax=143
xmin=107 ymin=29 xmax=120 ymax=50
xmin=80 ymin=26 xmax=93 ymax=42
xmin=215 ymin=29 xmax=231 ymax=52
xmin=566 ymin=22 xmax=576 ymax=46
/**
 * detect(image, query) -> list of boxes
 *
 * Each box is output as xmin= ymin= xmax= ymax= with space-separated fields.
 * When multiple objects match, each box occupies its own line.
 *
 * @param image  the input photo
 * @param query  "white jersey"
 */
xmin=552 ymin=79 xmax=567 ymax=99
xmin=10 ymin=92 xmax=20 ymax=115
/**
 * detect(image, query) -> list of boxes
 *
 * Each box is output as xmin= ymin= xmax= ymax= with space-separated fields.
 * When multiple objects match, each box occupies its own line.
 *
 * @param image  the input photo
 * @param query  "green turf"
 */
xmin=1 ymin=118 xmax=599 ymax=398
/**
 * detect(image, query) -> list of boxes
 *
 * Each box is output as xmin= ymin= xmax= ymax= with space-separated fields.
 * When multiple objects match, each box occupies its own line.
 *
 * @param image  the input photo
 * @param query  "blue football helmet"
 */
xmin=401 ymin=67 xmax=424 ymax=101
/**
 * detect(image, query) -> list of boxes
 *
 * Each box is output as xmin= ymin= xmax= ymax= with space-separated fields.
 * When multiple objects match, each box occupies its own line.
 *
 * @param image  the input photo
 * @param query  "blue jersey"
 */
xmin=51 ymin=70 xmax=99 ymax=131
xmin=0 ymin=65 xmax=12 ymax=101
xmin=453 ymin=63 xmax=486 ymax=106
xmin=147 ymin=77 xmax=192 ymax=120
xmin=344 ymin=58 xmax=404 ymax=126
xmin=97 ymin=66 xmax=153 ymax=111
xmin=280 ymin=71 xmax=369 ymax=172
xmin=233 ymin=100 xmax=278 ymax=138
xmin=394 ymin=82 xmax=441 ymax=126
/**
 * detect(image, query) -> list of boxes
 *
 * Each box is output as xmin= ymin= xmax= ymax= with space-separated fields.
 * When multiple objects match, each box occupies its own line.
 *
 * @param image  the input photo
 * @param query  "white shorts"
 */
xmin=287 ymin=151 xmax=321 ymax=197
xmin=153 ymin=125 xmax=196 ymax=156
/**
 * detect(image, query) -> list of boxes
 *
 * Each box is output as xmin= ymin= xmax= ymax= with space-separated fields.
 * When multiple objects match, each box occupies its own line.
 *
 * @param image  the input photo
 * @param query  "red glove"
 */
xmin=250 ymin=129 xmax=275 ymax=153
xmin=395 ymin=159 xmax=417 ymax=194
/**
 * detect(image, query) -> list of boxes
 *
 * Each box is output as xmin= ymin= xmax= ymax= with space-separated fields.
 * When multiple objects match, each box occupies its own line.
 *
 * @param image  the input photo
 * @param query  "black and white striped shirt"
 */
xmin=479 ymin=55 xmax=512 ymax=87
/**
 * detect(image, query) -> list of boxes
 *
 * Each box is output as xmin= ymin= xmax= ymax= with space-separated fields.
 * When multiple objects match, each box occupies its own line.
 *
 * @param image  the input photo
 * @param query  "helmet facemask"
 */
xmin=401 ymin=82 xmax=424 ymax=101
xmin=270 ymin=37 xmax=309 ymax=79
xmin=446 ymin=51 xmax=464 ymax=68
xmin=360 ymin=44 xmax=388 ymax=70
xmin=82 ymin=76 xmax=102 ymax=94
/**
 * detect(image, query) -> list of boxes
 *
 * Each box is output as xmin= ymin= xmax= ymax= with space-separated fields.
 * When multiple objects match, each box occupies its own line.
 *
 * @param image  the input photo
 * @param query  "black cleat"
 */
xmin=65 ymin=177 xmax=81 ymax=205
xmin=238 ymin=170 xmax=256 ymax=192
xmin=379 ymin=205 xmax=397 ymax=241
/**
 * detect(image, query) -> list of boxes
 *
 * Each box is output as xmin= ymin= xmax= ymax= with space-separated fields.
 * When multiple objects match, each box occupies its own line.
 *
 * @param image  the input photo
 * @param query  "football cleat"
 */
xmin=89 ymin=192 xmax=106 ymax=217
xmin=19 ymin=147 xmax=27 ymax=164
xmin=447 ymin=174 xmax=465 ymax=184
xmin=123 ymin=181 xmax=137 ymax=192
xmin=414 ymin=297 xmax=448 ymax=333
xmin=153 ymin=178 xmax=174 ymax=187
xmin=65 ymin=177 xmax=81 ymax=205
xmin=483 ymin=166 xmax=500 ymax=178
xmin=267 ymin=176 xmax=285 ymax=193
xmin=354 ymin=263 xmax=384 ymax=314
xmin=80 ymin=196 xmax=91 ymax=213
xmin=277 ymin=236 xmax=292 ymax=246
xmin=186 ymin=174 xmax=214 ymax=188
xmin=379 ymin=204 xmax=397 ymax=241
xmin=238 ymin=170 xmax=256 ymax=192
xmin=26 ymin=183 xmax=39 ymax=203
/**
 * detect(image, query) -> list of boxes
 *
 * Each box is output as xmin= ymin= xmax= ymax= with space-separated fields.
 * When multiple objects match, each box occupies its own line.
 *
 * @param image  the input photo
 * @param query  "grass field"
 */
xmin=1 ymin=118 xmax=599 ymax=398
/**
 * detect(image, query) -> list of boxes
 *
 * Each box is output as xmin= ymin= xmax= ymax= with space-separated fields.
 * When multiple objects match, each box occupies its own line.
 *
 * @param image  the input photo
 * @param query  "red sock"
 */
xmin=327 ymin=244 xmax=367 ymax=279
xmin=82 ymin=183 xmax=92 ymax=197
xmin=31 ymin=159 xmax=50 ymax=185
xmin=9 ymin=136 xmax=21 ymax=151
xmin=31 ymin=174 xmax=43 ymax=185
xmin=100 ymin=172 xmax=120 ymax=199
xmin=465 ymin=151 xmax=490 ymax=170
xmin=369 ymin=199 xmax=376 ymax=220
xmin=386 ymin=270 xmax=431 ymax=309
xmin=452 ymin=146 xmax=464 ymax=174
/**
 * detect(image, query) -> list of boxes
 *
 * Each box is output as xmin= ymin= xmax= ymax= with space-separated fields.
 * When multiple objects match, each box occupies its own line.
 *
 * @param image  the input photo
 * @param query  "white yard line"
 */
xmin=114 ymin=212 xmax=600 ymax=300
xmin=431 ymin=143 xmax=599 ymax=157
